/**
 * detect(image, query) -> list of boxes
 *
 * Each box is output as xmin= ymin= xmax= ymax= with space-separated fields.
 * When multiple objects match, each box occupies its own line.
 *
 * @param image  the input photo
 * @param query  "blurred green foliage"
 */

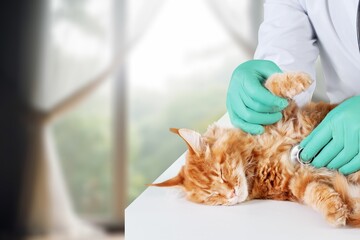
xmin=128 ymin=71 xmax=228 ymax=204
xmin=52 ymin=85 xmax=114 ymax=218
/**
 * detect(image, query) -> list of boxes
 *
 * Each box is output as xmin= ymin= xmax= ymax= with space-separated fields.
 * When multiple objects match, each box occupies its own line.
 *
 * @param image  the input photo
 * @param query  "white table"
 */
xmin=125 ymin=114 xmax=360 ymax=240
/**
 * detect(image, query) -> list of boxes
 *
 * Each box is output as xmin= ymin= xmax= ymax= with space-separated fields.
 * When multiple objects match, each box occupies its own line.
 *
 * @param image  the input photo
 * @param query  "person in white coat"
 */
xmin=226 ymin=0 xmax=360 ymax=174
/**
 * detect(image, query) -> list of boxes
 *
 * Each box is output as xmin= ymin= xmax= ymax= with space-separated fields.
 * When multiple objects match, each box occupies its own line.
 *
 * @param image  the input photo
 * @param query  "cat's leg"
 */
xmin=347 ymin=171 xmax=360 ymax=184
xmin=264 ymin=72 xmax=312 ymax=99
xmin=291 ymin=176 xmax=349 ymax=227
xmin=304 ymin=182 xmax=349 ymax=226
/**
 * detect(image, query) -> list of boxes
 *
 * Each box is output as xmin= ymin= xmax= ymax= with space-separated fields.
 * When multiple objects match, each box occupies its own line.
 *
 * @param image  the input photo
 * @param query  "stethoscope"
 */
xmin=289 ymin=144 xmax=314 ymax=165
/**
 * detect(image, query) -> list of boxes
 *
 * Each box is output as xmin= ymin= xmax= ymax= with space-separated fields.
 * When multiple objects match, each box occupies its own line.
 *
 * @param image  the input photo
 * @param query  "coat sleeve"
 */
xmin=254 ymin=0 xmax=319 ymax=105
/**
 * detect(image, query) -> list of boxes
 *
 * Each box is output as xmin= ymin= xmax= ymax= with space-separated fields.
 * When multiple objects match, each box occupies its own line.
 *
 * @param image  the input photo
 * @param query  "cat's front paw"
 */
xmin=325 ymin=197 xmax=349 ymax=227
xmin=265 ymin=72 xmax=313 ymax=99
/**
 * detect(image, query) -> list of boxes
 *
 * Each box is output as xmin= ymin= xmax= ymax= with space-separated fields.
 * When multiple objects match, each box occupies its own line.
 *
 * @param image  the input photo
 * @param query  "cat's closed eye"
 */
xmin=208 ymin=192 xmax=219 ymax=197
xmin=220 ymin=169 xmax=228 ymax=183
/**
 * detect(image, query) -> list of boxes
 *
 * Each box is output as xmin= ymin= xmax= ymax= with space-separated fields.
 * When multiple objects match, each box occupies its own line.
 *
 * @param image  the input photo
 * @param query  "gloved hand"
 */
xmin=300 ymin=95 xmax=360 ymax=175
xmin=226 ymin=60 xmax=289 ymax=134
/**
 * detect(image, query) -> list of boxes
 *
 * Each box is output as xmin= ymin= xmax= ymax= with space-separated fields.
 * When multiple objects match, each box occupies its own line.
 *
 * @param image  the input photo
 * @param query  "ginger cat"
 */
xmin=151 ymin=72 xmax=360 ymax=227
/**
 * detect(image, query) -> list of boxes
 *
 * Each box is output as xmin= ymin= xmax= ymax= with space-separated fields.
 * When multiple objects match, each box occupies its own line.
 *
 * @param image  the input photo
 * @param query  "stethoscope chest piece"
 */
xmin=290 ymin=144 xmax=313 ymax=165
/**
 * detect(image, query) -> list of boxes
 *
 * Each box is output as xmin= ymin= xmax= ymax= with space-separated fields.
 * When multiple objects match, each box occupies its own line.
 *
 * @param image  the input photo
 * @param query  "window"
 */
xmin=45 ymin=0 xmax=258 ymax=224
xmin=127 ymin=0 xmax=254 ymax=204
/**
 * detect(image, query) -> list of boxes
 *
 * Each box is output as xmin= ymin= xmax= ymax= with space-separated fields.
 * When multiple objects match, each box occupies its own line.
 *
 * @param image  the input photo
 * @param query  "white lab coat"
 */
xmin=254 ymin=0 xmax=360 ymax=105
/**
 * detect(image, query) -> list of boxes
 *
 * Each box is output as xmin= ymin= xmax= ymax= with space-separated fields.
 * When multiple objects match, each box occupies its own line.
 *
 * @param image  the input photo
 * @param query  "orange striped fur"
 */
xmin=151 ymin=72 xmax=360 ymax=227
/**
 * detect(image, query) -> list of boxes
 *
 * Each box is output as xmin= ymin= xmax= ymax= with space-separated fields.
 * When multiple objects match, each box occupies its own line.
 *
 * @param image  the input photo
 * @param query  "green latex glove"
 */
xmin=300 ymin=95 xmax=360 ymax=175
xmin=226 ymin=60 xmax=289 ymax=134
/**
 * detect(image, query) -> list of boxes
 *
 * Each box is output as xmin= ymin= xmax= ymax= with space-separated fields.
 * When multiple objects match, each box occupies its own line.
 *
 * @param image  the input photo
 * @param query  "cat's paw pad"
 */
xmin=325 ymin=198 xmax=349 ymax=227
xmin=265 ymin=72 xmax=313 ymax=99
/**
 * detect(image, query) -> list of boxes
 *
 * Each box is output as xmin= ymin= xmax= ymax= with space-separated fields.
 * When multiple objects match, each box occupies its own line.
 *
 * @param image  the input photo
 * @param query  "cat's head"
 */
xmin=150 ymin=127 xmax=249 ymax=206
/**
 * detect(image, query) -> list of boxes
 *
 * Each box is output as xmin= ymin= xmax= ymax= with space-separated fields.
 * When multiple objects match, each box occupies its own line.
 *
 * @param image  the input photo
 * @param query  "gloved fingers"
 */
xmin=300 ymin=117 xmax=329 ymax=149
xmin=300 ymin=126 xmax=321 ymax=148
xmin=327 ymin=131 xmax=359 ymax=169
xmin=242 ymin=108 xmax=283 ymax=125
xmin=227 ymin=100 xmax=264 ymax=135
xmin=228 ymin=93 xmax=283 ymax=125
xmin=299 ymin=132 xmax=312 ymax=148
xmin=243 ymin=79 xmax=288 ymax=110
xmin=339 ymin=153 xmax=360 ymax=175
xmin=300 ymin=124 xmax=332 ymax=162
xmin=310 ymin=139 xmax=343 ymax=168
xmin=231 ymin=117 xmax=265 ymax=135
xmin=239 ymin=86 xmax=280 ymax=113
xmin=310 ymin=125 xmax=344 ymax=168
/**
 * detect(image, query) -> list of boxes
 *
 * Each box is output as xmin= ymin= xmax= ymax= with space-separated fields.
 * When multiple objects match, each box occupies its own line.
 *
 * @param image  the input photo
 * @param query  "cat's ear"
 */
xmin=149 ymin=166 xmax=184 ymax=187
xmin=170 ymin=128 xmax=204 ymax=155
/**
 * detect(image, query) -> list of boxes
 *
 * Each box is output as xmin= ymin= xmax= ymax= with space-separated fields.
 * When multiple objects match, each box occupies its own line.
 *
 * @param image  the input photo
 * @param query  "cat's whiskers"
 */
xmin=151 ymin=72 xmax=360 ymax=228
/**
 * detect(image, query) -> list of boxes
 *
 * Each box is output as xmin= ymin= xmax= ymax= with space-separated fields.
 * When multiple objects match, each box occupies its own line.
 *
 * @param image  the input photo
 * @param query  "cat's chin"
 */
xmin=221 ymin=199 xmax=244 ymax=206
xmin=231 ymin=196 xmax=247 ymax=205
xmin=226 ymin=199 xmax=241 ymax=206
xmin=223 ymin=193 xmax=248 ymax=206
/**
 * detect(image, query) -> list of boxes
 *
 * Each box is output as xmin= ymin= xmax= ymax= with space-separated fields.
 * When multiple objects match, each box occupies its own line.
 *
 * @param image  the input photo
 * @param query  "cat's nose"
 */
xmin=230 ymin=189 xmax=236 ymax=198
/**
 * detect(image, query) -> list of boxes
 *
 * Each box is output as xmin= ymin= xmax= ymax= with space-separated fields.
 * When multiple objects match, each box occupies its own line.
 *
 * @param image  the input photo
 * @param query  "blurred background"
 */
xmin=0 ymin=0 xmax=326 ymax=239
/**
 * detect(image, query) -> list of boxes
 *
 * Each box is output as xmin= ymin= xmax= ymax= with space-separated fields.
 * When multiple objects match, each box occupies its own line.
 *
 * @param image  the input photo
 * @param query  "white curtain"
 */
xmin=23 ymin=0 xmax=114 ymax=237
xmin=22 ymin=0 xmax=164 ymax=237
xmin=206 ymin=0 xmax=263 ymax=57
